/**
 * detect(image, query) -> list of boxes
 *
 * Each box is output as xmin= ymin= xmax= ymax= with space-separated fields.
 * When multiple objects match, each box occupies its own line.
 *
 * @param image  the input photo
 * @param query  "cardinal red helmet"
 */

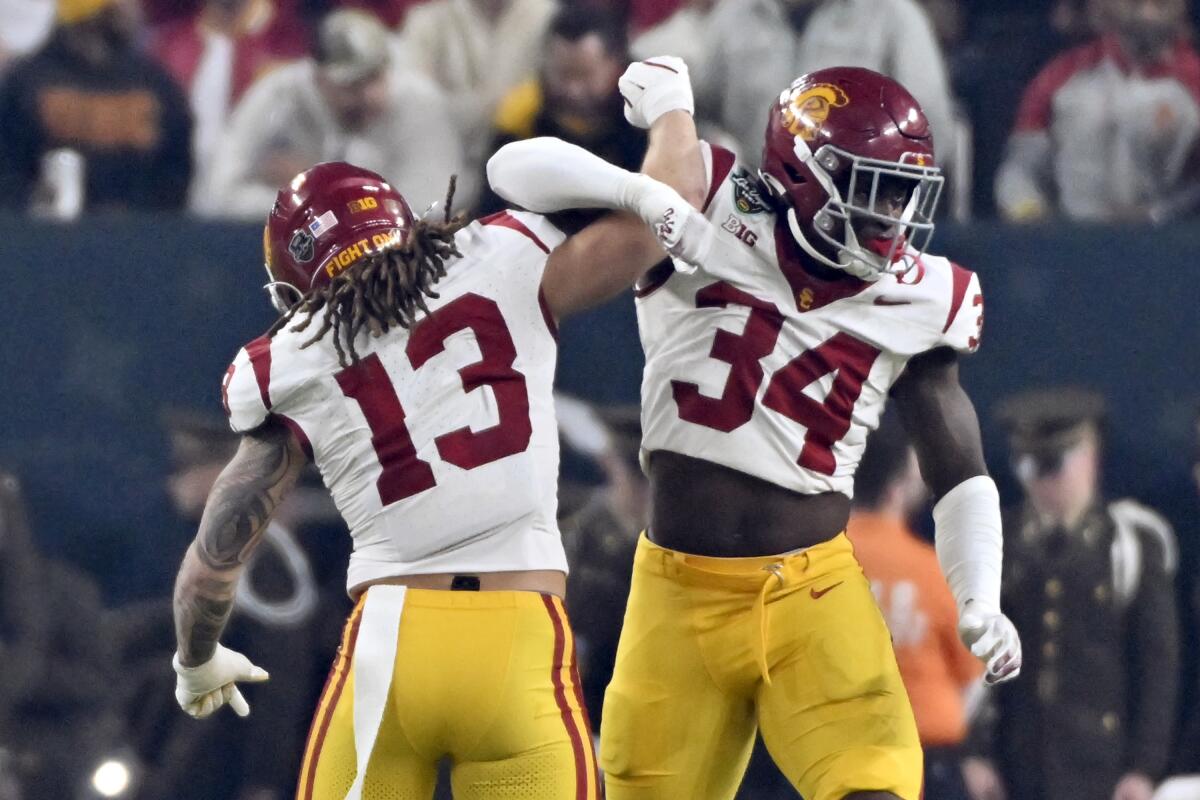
xmin=758 ymin=66 xmax=943 ymax=279
xmin=263 ymin=161 xmax=415 ymax=312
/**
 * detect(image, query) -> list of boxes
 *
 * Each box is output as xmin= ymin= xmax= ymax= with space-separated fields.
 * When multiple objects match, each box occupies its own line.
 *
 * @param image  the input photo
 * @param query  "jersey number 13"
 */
xmin=334 ymin=293 xmax=532 ymax=505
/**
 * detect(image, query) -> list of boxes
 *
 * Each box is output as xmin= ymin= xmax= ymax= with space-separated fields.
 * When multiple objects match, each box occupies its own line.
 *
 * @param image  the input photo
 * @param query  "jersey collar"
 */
xmin=772 ymin=215 xmax=872 ymax=312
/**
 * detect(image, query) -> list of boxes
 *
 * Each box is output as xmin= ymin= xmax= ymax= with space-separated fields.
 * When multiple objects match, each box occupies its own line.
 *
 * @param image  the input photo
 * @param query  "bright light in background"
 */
xmin=91 ymin=760 xmax=131 ymax=798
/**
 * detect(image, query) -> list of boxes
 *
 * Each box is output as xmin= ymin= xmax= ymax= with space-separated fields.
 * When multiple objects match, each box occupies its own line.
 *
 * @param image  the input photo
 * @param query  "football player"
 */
xmin=169 ymin=100 xmax=706 ymax=798
xmin=490 ymin=62 xmax=1022 ymax=800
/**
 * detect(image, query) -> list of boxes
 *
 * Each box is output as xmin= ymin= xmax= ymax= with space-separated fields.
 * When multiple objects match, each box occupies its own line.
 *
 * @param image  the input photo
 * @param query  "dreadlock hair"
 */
xmin=267 ymin=178 xmax=468 ymax=368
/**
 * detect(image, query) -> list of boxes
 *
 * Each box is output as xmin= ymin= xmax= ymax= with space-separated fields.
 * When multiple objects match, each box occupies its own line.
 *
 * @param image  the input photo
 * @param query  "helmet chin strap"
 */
xmin=264 ymin=280 xmax=303 ymax=314
xmin=262 ymin=257 xmax=304 ymax=314
xmin=786 ymin=208 xmax=882 ymax=281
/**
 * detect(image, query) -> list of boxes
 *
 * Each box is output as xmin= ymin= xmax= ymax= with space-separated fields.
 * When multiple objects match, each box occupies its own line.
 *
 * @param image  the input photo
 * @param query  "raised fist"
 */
xmin=619 ymin=56 xmax=694 ymax=129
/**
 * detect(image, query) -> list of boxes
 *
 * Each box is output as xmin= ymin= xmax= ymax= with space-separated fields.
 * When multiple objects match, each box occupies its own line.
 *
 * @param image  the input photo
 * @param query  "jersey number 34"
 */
xmin=672 ymin=282 xmax=881 ymax=475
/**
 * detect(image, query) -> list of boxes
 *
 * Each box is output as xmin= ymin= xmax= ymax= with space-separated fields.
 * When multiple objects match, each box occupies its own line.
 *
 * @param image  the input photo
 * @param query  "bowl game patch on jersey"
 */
xmin=730 ymin=168 xmax=769 ymax=215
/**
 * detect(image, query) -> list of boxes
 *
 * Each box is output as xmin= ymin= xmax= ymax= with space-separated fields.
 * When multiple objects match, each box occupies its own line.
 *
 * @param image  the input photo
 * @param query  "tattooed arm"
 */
xmin=173 ymin=418 xmax=307 ymax=667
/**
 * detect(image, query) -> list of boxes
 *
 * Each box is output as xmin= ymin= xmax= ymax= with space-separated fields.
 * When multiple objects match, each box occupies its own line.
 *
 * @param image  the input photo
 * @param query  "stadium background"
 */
xmin=3 ymin=0 xmax=1200 ymax=798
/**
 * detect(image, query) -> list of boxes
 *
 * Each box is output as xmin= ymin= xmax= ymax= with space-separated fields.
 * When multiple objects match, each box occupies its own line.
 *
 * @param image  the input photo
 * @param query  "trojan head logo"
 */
xmin=782 ymin=83 xmax=850 ymax=142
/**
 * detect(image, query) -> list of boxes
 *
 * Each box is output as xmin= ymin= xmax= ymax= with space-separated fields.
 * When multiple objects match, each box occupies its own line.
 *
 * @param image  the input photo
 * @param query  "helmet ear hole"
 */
xmin=783 ymin=163 xmax=805 ymax=184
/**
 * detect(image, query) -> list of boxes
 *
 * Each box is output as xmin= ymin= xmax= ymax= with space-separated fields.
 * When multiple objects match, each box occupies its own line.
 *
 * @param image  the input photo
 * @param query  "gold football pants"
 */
xmin=600 ymin=533 xmax=923 ymax=800
xmin=296 ymin=586 xmax=599 ymax=799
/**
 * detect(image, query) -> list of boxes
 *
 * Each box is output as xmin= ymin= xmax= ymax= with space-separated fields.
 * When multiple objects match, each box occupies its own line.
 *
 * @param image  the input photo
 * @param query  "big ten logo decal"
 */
xmin=781 ymin=82 xmax=849 ymax=142
xmin=798 ymin=288 xmax=814 ymax=310
xmin=347 ymin=196 xmax=380 ymax=214
xmin=869 ymin=579 xmax=929 ymax=647
xmin=721 ymin=215 xmax=758 ymax=248
xmin=324 ymin=229 xmax=404 ymax=278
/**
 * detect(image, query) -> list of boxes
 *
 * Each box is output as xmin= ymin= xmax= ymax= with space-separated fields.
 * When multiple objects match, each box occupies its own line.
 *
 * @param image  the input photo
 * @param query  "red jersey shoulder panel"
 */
xmin=223 ymin=335 xmax=273 ymax=433
xmin=943 ymin=262 xmax=973 ymax=334
xmin=481 ymin=210 xmax=551 ymax=253
xmin=941 ymin=261 xmax=984 ymax=354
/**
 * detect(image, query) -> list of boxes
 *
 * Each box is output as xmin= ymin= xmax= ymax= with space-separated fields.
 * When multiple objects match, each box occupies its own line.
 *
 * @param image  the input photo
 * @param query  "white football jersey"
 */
xmin=636 ymin=144 xmax=984 ymax=497
xmin=222 ymin=211 xmax=568 ymax=593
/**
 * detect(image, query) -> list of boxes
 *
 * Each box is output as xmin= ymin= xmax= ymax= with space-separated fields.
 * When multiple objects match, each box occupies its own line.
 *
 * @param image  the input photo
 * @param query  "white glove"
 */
xmin=619 ymin=173 xmax=717 ymax=272
xmin=173 ymin=644 xmax=270 ymax=719
xmin=619 ymin=56 xmax=694 ymax=129
xmin=957 ymin=601 xmax=1022 ymax=685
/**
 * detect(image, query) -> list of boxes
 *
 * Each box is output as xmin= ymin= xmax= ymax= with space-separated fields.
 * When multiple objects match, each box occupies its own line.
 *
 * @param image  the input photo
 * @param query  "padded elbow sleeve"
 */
xmin=933 ymin=475 xmax=1003 ymax=614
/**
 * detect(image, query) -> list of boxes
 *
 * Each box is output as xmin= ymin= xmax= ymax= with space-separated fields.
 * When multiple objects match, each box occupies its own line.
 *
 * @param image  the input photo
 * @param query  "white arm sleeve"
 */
xmin=486 ymin=137 xmax=710 ymax=271
xmin=485 ymin=136 xmax=688 ymax=222
xmin=486 ymin=137 xmax=643 ymax=212
xmin=933 ymin=475 xmax=1003 ymax=615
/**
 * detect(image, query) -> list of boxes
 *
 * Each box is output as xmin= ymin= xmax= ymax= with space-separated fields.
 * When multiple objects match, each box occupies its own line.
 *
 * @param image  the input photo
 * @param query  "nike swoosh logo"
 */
xmin=873 ymin=297 xmax=912 ymax=306
xmin=810 ymin=581 xmax=844 ymax=599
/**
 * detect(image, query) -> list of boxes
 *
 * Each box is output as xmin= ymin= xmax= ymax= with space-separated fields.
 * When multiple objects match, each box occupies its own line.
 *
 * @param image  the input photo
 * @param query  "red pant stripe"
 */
xmin=297 ymin=598 xmax=365 ymax=800
xmin=542 ymin=594 xmax=591 ymax=799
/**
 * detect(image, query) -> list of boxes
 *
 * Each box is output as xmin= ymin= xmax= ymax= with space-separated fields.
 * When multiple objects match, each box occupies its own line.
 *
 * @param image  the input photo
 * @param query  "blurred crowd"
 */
xmin=3 ymin=0 xmax=1200 ymax=798
xmin=2 ymin=386 xmax=1199 ymax=799
xmin=2 ymin=0 xmax=1200 ymax=223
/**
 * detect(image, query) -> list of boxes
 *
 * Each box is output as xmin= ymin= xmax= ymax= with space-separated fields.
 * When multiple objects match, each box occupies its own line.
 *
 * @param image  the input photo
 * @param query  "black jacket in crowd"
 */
xmin=0 ymin=30 xmax=193 ymax=211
